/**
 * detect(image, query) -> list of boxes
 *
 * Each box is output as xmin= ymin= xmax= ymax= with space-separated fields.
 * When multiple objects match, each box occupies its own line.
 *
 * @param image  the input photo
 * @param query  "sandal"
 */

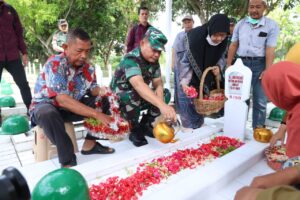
xmin=81 ymin=142 xmax=115 ymax=155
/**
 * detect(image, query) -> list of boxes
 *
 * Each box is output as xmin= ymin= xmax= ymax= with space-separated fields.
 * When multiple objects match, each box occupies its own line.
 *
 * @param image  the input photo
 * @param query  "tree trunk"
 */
xmin=187 ymin=0 xmax=209 ymax=24
xmin=98 ymin=40 xmax=115 ymax=70
xmin=64 ymin=0 xmax=75 ymax=19
xmin=28 ymin=27 xmax=53 ymax=56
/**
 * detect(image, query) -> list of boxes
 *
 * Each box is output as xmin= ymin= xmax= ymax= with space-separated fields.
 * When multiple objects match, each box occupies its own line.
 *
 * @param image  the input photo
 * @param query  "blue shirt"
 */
xmin=231 ymin=16 xmax=280 ymax=57
xmin=173 ymin=31 xmax=187 ymax=73
xmin=173 ymin=31 xmax=186 ymax=53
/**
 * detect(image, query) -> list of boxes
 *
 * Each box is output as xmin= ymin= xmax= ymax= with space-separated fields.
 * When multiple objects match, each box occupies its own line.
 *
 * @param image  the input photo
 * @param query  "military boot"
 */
xmin=129 ymin=124 xmax=148 ymax=147
xmin=140 ymin=113 xmax=156 ymax=138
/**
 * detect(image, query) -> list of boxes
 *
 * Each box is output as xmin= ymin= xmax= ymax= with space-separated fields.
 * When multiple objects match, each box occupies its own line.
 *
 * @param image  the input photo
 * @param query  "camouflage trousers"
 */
xmin=118 ymin=90 xmax=167 ymax=126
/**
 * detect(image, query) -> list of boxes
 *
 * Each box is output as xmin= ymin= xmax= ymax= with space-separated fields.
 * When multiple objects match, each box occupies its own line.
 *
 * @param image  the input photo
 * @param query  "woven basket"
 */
xmin=194 ymin=66 xmax=225 ymax=115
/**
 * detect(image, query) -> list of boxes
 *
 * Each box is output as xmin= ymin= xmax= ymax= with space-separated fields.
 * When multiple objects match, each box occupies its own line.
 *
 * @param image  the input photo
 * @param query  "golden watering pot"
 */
xmin=253 ymin=128 xmax=273 ymax=143
xmin=153 ymin=122 xmax=176 ymax=144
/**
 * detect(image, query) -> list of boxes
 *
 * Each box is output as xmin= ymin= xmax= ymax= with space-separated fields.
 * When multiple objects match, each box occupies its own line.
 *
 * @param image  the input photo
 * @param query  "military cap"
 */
xmin=144 ymin=27 xmax=168 ymax=51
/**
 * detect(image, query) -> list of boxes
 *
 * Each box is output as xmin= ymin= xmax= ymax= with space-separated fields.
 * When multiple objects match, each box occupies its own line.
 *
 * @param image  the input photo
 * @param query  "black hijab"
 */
xmin=186 ymin=14 xmax=230 ymax=91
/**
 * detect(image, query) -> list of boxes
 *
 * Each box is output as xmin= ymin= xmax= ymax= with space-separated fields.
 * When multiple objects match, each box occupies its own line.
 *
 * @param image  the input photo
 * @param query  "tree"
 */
xmin=7 ymin=0 xmax=62 ymax=61
xmin=145 ymin=0 xmax=300 ymax=23
xmin=6 ymin=0 xmax=137 ymax=68
xmin=269 ymin=4 xmax=300 ymax=61
xmin=66 ymin=0 xmax=136 ymax=68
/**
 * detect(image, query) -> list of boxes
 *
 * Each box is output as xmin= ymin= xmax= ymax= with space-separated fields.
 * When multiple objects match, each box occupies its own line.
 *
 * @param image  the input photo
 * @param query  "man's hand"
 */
xmin=22 ymin=54 xmax=28 ymax=66
xmin=226 ymin=41 xmax=238 ymax=67
xmin=259 ymin=71 xmax=265 ymax=79
xmin=250 ymin=166 xmax=300 ymax=189
xmin=55 ymin=94 xmax=111 ymax=126
xmin=94 ymin=112 xmax=112 ymax=127
xmin=159 ymin=104 xmax=177 ymax=122
xmin=234 ymin=186 xmax=261 ymax=200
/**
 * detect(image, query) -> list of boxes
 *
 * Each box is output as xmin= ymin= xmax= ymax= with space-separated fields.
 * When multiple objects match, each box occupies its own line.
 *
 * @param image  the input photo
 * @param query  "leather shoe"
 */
xmin=129 ymin=132 xmax=148 ymax=147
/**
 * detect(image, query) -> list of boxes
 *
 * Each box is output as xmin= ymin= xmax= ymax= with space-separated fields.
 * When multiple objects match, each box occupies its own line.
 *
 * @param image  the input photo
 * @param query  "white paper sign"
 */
xmin=225 ymin=59 xmax=252 ymax=101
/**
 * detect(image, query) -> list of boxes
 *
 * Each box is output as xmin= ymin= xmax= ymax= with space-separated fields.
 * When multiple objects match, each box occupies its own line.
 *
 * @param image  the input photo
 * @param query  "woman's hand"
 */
xmin=270 ymin=124 xmax=286 ymax=146
xmin=182 ymin=84 xmax=189 ymax=94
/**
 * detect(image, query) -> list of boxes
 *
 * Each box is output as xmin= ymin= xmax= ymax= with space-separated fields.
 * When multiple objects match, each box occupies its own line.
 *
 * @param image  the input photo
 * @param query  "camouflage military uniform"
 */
xmin=110 ymin=47 xmax=161 ymax=125
xmin=52 ymin=31 xmax=67 ymax=53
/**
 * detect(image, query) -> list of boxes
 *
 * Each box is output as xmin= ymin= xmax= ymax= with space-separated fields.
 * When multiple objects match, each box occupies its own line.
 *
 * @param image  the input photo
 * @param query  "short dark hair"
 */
xmin=67 ymin=28 xmax=91 ymax=43
xmin=138 ymin=6 xmax=149 ymax=15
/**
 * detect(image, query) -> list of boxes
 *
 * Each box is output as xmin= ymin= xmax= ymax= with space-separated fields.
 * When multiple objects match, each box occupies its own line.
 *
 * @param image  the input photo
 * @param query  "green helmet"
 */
xmin=32 ymin=168 xmax=90 ymax=200
xmin=269 ymin=107 xmax=287 ymax=122
xmin=0 ymin=115 xmax=30 ymax=135
xmin=0 ymin=96 xmax=16 ymax=108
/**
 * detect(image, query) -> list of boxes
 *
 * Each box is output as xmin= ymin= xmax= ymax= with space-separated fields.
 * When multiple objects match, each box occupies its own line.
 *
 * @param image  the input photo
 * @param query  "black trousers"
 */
xmin=31 ymin=95 xmax=109 ymax=165
xmin=0 ymin=59 xmax=32 ymax=109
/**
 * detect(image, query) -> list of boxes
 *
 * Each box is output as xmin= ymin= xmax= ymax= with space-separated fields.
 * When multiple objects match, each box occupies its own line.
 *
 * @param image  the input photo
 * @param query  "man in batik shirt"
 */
xmin=31 ymin=28 xmax=114 ymax=167
xmin=110 ymin=27 xmax=176 ymax=147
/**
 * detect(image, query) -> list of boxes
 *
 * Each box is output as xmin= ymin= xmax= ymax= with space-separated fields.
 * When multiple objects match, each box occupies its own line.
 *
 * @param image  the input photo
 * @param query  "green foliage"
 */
xmin=110 ymin=54 xmax=122 ymax=70
xmin=147 ymin=0 xmax=300 ymax=23
xmin=7 ymin=0 xmax=61 ymax=60
xmin=5 ymin=0 xmax=300 ymax=67
xmin=269 ymin=5 xmax=300 ymax=61
xmin=6 ymin=0 xmax=138 ymax=66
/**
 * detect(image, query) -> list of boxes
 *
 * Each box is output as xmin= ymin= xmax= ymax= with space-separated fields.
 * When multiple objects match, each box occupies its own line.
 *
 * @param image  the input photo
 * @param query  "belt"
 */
xmin=239 ymin=56 xmax=265 ymax=60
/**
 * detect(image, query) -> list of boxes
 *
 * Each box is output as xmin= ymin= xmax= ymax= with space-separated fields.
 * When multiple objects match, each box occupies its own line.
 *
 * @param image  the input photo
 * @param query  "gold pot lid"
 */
xmin=153 ymin=122 xmax=175 ymax=144
xmin=254 ymin=128 xmax=273 ymax=143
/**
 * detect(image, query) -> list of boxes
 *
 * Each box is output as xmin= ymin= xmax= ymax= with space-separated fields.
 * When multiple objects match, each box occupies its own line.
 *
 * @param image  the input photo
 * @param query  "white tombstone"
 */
xmin=95 ymin=64 xmax=103 ymax=86
xmin=223 ymin=58 xmax=252 ymax=141
xmin=108 ymin=64 xmax=112 ymax=81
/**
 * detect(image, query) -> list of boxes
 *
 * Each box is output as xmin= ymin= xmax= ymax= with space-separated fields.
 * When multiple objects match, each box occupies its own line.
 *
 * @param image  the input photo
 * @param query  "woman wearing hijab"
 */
xmin=175 ymin=14 xmax=230 ymax=129
xmin=269 ymin=42 xmax=300 ymax=147
xmin=262 ymin=61 xmax=300 ymax=158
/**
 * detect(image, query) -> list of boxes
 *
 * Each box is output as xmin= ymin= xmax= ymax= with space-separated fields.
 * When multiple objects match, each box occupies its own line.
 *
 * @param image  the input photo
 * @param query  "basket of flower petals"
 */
xmin=194 ymin=67 xmax=225 ymax=115
xmin=265 ymin=145 xmax=288 ymax=171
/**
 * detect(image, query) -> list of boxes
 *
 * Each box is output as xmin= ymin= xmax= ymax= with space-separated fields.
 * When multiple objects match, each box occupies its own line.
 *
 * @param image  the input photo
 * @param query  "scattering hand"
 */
xmin=95 ymin=112 xmax=112 ymax=127
xmin=269 ymin=124 xmax=286 ymax=147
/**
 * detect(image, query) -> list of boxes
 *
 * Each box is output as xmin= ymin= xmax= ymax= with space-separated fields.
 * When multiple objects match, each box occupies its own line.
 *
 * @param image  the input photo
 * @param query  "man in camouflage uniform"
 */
xmin=110 ymin=27 xmax=176 ymax=147
xmin=52 ymin=19 xmax=68 ymax=54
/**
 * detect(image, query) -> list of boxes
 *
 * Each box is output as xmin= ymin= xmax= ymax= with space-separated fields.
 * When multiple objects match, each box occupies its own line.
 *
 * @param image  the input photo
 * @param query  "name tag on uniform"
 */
xmin=258 ymin=32 xmax=268 ymax=37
